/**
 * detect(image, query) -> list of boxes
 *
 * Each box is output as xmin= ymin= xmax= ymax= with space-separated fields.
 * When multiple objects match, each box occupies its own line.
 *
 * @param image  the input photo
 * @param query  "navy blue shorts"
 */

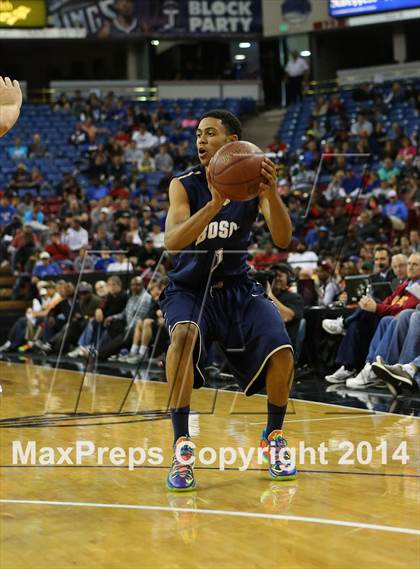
xmin=159 ymin=278 xmax=293 ymax=396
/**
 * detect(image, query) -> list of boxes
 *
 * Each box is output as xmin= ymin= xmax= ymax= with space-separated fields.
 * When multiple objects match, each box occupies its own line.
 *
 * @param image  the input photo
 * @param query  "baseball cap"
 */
xmin=388 ymin=190 xmax=397 ymax=198
xmin=145 ymin=235 xmax=154 ymax=242
xmin=101 ymin=207 xmax=110 ymax=214
xmin=40 ymin=252 xmax=50 ymax=260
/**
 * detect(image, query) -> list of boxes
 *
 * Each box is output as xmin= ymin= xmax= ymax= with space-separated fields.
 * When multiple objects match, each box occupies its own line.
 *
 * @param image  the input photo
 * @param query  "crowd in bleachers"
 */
xmin=0 ymin=81 xmax=419 ymax=387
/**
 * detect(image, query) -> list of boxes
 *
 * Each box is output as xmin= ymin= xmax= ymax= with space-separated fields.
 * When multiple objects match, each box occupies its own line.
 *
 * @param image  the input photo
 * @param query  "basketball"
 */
xmin=208 ymin=140 xmax=265 ymax=201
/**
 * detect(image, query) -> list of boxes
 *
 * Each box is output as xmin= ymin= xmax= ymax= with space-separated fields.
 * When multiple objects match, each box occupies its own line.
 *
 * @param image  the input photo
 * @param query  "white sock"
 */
xmin=139 ymin=345 xmax=148 ymax=358
xmin=130 ymin=344 xmax=139 ymax=355
xmin=1 ymin=341 xmax=11 ymax=350
xmin=401 ymin=364 xmax=416 ymax=378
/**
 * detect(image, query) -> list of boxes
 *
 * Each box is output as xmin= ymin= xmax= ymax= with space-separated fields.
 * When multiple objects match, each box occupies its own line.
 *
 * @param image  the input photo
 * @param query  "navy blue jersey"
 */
xmin=168 ymin=165 xmax=259 ymax=289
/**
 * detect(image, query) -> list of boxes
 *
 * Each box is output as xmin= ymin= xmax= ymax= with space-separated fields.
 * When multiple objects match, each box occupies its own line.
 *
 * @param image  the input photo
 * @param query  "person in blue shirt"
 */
xmin=7 ymin=136 xmax=28 ymax=160
xmin=0 ymin=196 xmax=16 ymax=227
xmin=23 ymin=201 xmax=45 ymax=225
xmin=32 ymin=252 xmax=62 ymax=277
xmin=383 ymin=191 xmax=408 ymax=230
xmin=85 ymin=178 xmax=109 ymax=201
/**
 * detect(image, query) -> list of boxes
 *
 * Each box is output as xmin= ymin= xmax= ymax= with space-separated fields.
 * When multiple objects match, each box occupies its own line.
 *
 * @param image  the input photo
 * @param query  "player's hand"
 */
xmin=259 ymin=157 xmax=278 ymax=199
xmin=206 ymin=172 xmax=226 ymax=211
xmin=0 ymin=77 xmax=22 ymax=137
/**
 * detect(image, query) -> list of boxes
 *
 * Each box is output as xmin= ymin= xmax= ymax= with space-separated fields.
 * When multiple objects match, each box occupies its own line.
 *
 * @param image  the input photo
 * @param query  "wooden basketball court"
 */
xmin=1 ymin=361 xmax=419 ymax=568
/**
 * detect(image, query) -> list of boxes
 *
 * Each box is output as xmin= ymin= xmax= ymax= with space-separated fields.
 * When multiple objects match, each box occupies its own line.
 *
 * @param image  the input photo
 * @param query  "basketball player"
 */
xmin=0 ymin=77 xmax=22 ymax=138
xmin=0 ymin=76 xmax=21 ymax=394
xmin=160 ymin=110 xmax=296 ymax=491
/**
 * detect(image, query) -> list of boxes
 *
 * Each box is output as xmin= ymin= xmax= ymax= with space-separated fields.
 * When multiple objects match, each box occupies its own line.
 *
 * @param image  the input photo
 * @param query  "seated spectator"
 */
xmin=252 ymin=241 xmax=283 ymax=270
xmin=137 ymin=236 xmax=162 ymax=272
xmin=181 ymin=112 xmax=198 ymax=129
xmin=150 ymin=222 xmax=165 ymax=249
xmin=139 ymin=205 xmax=159 ymax=236
xmin=155 ymin=144 xmax=174 ymax=174
xmin=8 ymin=163 xmax=32 ymax=190
xmin=32 ymin=252 xmax=62 ymax=278
xmin=0 ymin=195 xmax=16 ymax=227
xmin=350 ymin=113 xmax=373 ymax=137
xmin=266 ymin=263 xmax=304 ymax=348
xmin=29 ymin=133 xmax=48 ymax=158
xmin=138 ymin=149 xmax=156 ymax=173
xmin=120 ymin=280 xmax=166 ymax=364
xmin=68 ymin=276 xmax=128 ymax=357
xmin=45 ymin=231 xmax=72 ymax=262
xmin=96 ymin=276 xmax=152 ymax=361
xmin=35 ymin=282 xmax=75 ymax=350
xmin=305 ymin=225 xmax=331 ymax=253
xmin=383 ymin=191 xmax=408 ymax=231
xmin=62 ymin=217 xmax=89 ymax=252
xmin=23 ymin=200 xmax=45 ymax=226
xmin=80 ymin=117 xmax=108 ymax=144
xmin=377 ymin=157 xmax=400 ymax=183
xmin=11 ymin=226 xmax=39 ymax=272
xmin=390 ymin=253 xmax=408 ymax=288
xmin=86 ymin=178 xmax=109 ymax=201
xmin=372 ymin=312 xmax=419 ymax=394
xmin=355 ymin=211 xmax=379 ymax=242
xmin=53 ymin=93 xmax=71 ymax=112
xmin=124 ymin=140 xmax=143 ymax=164
xmin=342 ymin=167 xmax=361 ymax=195
xmin=316 ymin=260 xmax=339 ymax=306
xmin=91 ymin=224 xmax=114 ymax=251
xmin=106 ymin=252 xmax=134 ymax=273
xmin=323 ymin=253 xmax=420 ymax=384
xmin=371 ymin=246 xmax=394 ymax=284
xmin=323 ymin=171 xmax=346 ymax=203
xmin=409 ymin=230 xmax=420 ymax=253
xmin=74 ymin=246 xmax=96 ymax=273
xmin=8 ymin=136 xmax=28 ymax=160
xmin=69 ymin=125 xmax=89 ymax=146
xmin=132 ymin=124 xmax=157 ymax=151
xmin=288 ymin=240 xmax=318 ymax=273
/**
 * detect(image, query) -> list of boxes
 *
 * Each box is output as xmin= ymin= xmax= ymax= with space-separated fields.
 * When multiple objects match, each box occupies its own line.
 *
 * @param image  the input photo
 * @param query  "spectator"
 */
xmin=138 ymin=149 xmax=156 ymax=173
xmin=409 ymin=230 xmax=420 ymax=253
xmin=288 ymin=240 xmax=318 ymax=273
xmin=32 ymin=252 xmax=62 ymax=278
xmin=155 ymin=144 xmax=174 ymax=174
xmin=390 ymin=253 xmax=408 ymax=287
xmin=106 ymin=252 xmax=134 ymax=273
xmin=132 ymin=124 xmax=157 ymax=151
xmin=316 ymin=260 xmax=339 ymax=306
xmin=45 ymin=232 xmax=72 ymax=262
xmin=266 ymin=263 xmax=304 ymax=348
xmin=0 ymin=195 xmax=16 ymax=227
xmin=97 ymin=276 xmax=152 ymax=361
xmin=29 ymin=133 xmax=48 ymax=158
xmin=378 ymin=158 xmax=400 ymax=183
xmin=252 ymin=241 xmax=283 ymax=270
xmin=285 ymin=50 xmax=309 ymax=104
xmin=371 ymin=246 xmax=393 ymax=284
xmin=350 ymin=113 xmax=373 ymax=137
xmin=8 ymin=136 xmax=28 ymax=160
xmin=150 ymin=222 xmax=165 ymax=249
xmin=137 ymin=236 xmax=161 ymax=271
xmin=62 ymin=217 xmax=89 ymax=252
xmin=383 ymin=191 xmax=408 ymax=231
xmin=323 ymin=253 xmax=420 ymax=385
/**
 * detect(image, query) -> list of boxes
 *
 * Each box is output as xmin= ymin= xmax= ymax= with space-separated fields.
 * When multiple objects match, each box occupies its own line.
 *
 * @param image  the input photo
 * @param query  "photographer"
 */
xmin=266 ymin=264 xmax=304 ymax=349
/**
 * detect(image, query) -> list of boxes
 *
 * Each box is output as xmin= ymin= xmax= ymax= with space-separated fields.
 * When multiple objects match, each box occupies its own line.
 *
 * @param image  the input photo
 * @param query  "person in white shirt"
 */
xmin=151 ymin=223 xmax=165 ymax=249
xmin=107 ymin=252 xmax=134 ymax=273
xmin=285 ymin=50 xmax=309 ymax=104
xmin=132 ymin=124 xmax=157 ymax=151
xmin=350 ymin=113 xmax=373 ymax=137
xmin=62 ymin=217 xmax=89 ymax=252
xmin=287 ymin=240 xmax=318 ymax=273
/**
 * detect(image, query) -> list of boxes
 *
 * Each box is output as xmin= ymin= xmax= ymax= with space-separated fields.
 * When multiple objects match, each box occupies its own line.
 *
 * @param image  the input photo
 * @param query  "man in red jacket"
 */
xmin=323 ymin=253 xmax=420 ymax=384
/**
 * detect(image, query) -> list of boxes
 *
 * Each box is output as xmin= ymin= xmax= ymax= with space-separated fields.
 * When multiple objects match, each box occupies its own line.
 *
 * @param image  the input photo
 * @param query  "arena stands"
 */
xmin=0 ymin=81 xmax=419 ymax=378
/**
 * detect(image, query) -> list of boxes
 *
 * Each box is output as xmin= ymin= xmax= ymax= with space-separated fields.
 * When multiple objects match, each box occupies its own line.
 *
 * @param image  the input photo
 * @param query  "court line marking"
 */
xmin=250 ymin=414 xmax=379 ymax=425
xmin=1 ymin=499 xmax=419 ymax=536
xmin=2 ymin=361 xmax=419 ymax=420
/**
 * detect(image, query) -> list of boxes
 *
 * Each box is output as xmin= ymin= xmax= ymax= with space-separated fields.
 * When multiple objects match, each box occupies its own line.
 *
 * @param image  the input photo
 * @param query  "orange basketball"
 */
xmin=208 ymin=140 xmax=265 ymax=201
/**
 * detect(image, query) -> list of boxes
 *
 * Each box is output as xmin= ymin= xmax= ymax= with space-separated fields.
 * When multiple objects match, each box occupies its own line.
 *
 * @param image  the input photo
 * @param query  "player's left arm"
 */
xmin=258 ymin=157 xmax=292 ymax=248
xmin=0 ymin=77 xmax=22 ymax=138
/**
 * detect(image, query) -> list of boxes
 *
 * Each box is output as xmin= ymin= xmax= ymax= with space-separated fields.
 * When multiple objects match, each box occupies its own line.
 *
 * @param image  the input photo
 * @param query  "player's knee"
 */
xmin=269 ymin=349 xmax=294 ymax=378
xmin=171 ymin=324 xmax=198 ymax=353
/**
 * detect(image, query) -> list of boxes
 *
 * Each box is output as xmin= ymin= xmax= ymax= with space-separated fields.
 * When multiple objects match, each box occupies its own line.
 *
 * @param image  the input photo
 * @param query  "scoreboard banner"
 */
xmin=47 ymin=0 xmax=262 ymax=38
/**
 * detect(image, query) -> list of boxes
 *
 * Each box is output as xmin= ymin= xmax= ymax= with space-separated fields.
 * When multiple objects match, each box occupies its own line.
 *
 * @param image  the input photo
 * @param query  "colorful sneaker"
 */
xmin=167 ymin=437 xmax=196 ymax=492
xmin=260 ymin=429 xmax=297 ymax=481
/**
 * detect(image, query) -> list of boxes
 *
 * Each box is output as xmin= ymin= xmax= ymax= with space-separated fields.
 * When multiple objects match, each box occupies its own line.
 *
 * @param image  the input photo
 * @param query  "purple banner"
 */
xmin=47 ymin=0 xmax=262 ymax=38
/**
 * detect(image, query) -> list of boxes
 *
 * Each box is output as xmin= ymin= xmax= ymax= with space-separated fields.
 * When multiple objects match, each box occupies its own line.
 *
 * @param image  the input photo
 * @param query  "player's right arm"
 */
xmin=164 ymin=177 xmax=224 ymax=251
xmin=0 ymin=77 xmax=22 ymax=138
